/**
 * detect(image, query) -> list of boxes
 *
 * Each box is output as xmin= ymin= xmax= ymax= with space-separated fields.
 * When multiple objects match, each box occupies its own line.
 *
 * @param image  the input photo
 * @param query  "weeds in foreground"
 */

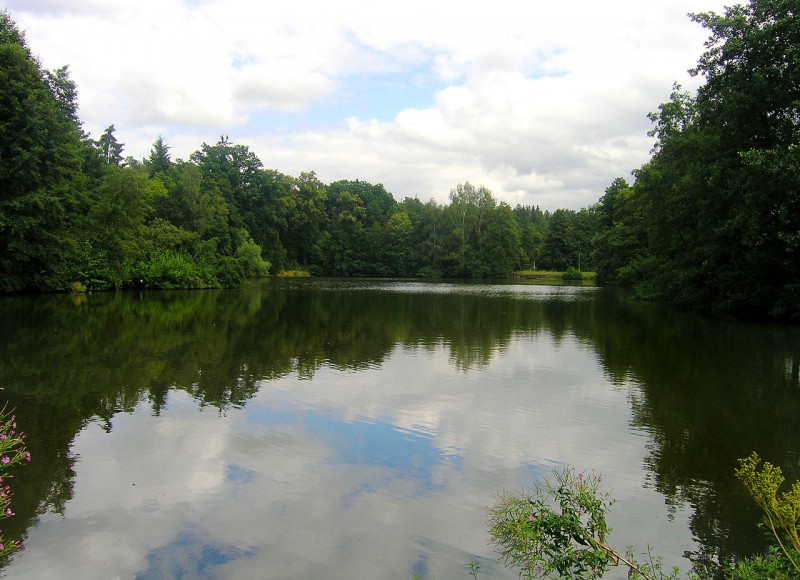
xmin=483 ymin=455 xmax=800 ymax=579
xmin=0 ymin=404 xmax=30 ymax=560
xmin=487 ymin=467 xmax=680 ymax=579
xmin=734 ymin=453 xmax=800 ymax=576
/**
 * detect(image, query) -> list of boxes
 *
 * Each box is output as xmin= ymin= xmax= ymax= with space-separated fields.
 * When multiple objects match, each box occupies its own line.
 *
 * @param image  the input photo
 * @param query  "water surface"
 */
xmin=0 ymin=279 xmax=798 ymax=578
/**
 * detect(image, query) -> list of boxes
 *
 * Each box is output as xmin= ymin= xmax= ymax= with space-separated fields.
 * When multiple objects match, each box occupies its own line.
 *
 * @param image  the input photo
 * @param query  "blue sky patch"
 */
xmin=245 ymin=64 xmax=444 ymax=136
xmin=246 ymin=404 xmax=462 ymax=491
xmin=136 ymin=528 xmax=255 ymax=579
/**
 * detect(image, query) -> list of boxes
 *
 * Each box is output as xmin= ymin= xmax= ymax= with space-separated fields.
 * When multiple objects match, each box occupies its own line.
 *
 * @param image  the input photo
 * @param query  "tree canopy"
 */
xmin=594 ymin=0 xmax=799 ymax=319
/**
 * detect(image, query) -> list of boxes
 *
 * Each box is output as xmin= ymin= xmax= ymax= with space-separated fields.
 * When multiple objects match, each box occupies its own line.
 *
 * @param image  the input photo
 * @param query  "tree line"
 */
xmin=2 ymin=0 xmax=797 ymax=319
xmin=0 ymin=10 xmax=595 ymax=293
xmin=593 ymin=0 xmax=799 ymax=320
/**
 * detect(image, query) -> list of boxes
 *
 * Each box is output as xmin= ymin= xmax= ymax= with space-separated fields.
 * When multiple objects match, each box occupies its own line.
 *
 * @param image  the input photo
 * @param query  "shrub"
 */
xmin=131 ymin=251 xmax=216 ymax=289
xmin=487 ymin=456 xmax=800 ymax=579
xmin=214 ymin=256 xmax=245 ymax=288
xmin=487 ymin=467 xmax=677 ymax=579
xmin=235 ymin=240 xmax=271 ymax=278
xmin=734 ymin=453 xmax=800 ymax=575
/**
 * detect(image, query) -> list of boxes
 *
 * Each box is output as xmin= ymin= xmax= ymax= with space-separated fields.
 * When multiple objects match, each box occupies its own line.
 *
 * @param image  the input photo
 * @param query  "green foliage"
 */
xmin=145 ymin=135 xmax=172 ymax=177
xmin=735 ymin=453 xmax=800 ymax=573
xmin=563 ymin=267 xmax=583 ymax=280
xmin=96 ymin=124 xmax=123 ymax=166
xmin=0 ymin=10 xmax=85 ymax=292
xmin=282 ymin=171 xmax=328 ymax=269
xmin=489 ymin=468 xmax=618 ymax=578
xmin=131 ymin=251 xmax=218 ymax=289
xmin=728 ymin=544 xmax=800 ymax=579
xmin=213 ymin=256 xmax=245 ymax=288
xmin=487 ymin=455 xmax=800 ymax=579
xmin=539 ymin=208 xmax=596 ymax=273
xmin=235 ymin=238 xmax=271 ymax=279
xmin=593 ymin=0 xmax=800 ymax=319
xmin=488 ymin=467 xmax=686 ymax=579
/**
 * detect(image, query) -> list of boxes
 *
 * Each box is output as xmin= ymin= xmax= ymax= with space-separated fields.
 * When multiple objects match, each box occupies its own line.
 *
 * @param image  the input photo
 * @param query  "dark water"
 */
xmin=0 ymin=279 xmax=798 ymax=579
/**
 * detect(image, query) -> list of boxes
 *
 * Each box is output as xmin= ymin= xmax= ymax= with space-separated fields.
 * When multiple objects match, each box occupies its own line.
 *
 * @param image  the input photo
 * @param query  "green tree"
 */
xmin=402 ymin=197 xmax=444 ymax=277
xmin=145 ymin=135 xmax=172 ymax=177
xmin=482 ymin=202 xmax=523 ymax=277
xmin=514 ymin=204 xmax=548 ymax=269
xmin=44 ymin=65 xmax=80 ymax=126
xmin=0 ymin=10 xmax=86 ymax=291
xmin=84 ymin=166 xmax=167 ymax=287
xmin=97 ymin=124 xmax=124 ymax=166
xmin=385 ymin=208 xmax=415 ymax=276
xmin=321 ymin=190 xmax=367 ymax=276
xmin=189 ymin=136 xmax=264 ymax=256
xmin=689 ymin=0 xmax=800 ymax=318
xmin=613 ymin=0 xmax=800 ymax=318
xmin=443 ymin=182 xmax=495 ymax=276
xmin=539 ymin=209 xmax=578 ymax=271
xmin=281 ymin=171 xmax=328 ymax=269
xmin=593 ymin=177 xmax=647 ymax=285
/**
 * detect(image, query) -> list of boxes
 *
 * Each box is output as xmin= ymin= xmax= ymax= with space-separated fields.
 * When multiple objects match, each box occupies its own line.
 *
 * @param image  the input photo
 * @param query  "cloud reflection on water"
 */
xmin=3 ymin=283 xmax=716 ymax=579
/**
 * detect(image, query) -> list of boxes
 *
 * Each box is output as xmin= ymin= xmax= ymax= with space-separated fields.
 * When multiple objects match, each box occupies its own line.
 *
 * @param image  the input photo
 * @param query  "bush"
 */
xmin=214 ymin=256 xmax=245 ymax=288
xmin=487 ymin=467 xmax=677 ymax=579
xmin=235 ymin=240 xmax=271 ymax=278
xmin=728 ymin=544 xmax=800 ymax=579
xmin=563 ymin=267 xmax=584 ymax=280
xmin=487 ymin=455 xmax=800 ymax=579
xmin=130 ymin=251 xmax=217 ymax=289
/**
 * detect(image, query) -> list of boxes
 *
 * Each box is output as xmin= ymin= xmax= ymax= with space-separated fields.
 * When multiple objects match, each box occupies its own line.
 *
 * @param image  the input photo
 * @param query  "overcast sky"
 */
xmin=8 ymin=0 xmax=729 ymax=210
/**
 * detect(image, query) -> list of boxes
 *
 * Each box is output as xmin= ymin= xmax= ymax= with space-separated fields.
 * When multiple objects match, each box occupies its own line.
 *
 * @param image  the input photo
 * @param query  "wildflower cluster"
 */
xmin=0 ymin=405 xmax=30 ymax=560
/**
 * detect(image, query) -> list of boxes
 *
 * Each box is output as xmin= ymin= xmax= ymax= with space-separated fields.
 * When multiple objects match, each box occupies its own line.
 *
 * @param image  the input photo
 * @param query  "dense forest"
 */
xmin=1 ymin=0 xmax=797 ymax=319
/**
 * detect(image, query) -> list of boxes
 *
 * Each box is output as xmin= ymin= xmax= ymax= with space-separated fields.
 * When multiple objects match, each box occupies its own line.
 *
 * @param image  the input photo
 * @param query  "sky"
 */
xmin=8 ymin=0 xmax=730 ymax=210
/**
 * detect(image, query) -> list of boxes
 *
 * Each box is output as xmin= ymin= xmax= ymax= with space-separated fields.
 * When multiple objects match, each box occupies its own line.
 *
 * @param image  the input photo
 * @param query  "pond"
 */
xmin=0 ymin=278 xmax=798 ymax=579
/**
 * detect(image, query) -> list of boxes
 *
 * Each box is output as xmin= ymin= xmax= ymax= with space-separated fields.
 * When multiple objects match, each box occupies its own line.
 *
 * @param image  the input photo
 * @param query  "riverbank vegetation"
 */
xmin=592 ymin=0 xmax=799 ymax=321
xmin=488 ymin=454 xmax=800 ymax=579
xmin=0 ymin=407 xmax=29 ymax=561
xmin=1 ymin=0 xmax=797 ymax=319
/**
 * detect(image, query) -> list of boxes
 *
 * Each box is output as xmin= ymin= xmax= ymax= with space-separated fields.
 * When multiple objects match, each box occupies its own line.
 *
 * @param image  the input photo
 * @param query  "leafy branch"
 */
xmin=487 ymin=467 xmax=680 ymax=579
xmin=735 ymin=452 xmax=800 ymax=575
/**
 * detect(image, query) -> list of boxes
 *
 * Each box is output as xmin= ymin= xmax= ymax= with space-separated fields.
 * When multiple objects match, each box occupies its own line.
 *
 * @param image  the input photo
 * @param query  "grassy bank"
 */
xmin=513 ymin=269 xmax=597 ymax=281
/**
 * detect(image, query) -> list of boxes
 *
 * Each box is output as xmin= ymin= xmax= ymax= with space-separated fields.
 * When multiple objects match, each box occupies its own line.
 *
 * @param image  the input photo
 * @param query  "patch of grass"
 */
xmin=275 ymin=269 xmax=311 ymax=277
xmin=514 ymin=270 xmax=597 ymax=281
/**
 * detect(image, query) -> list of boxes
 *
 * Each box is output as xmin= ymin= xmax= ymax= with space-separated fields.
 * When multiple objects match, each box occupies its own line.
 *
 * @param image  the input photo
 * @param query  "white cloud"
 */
xmin=8 ymin=0 xmax=729 ymax=210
